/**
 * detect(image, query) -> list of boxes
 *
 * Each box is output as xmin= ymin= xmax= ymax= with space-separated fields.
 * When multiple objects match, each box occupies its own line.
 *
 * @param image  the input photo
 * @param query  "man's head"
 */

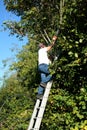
xmin=38 ymin=43 xmax=46 ymax=48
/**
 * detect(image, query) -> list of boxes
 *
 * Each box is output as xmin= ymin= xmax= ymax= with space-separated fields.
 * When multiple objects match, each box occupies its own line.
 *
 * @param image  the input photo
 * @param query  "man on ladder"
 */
xmin=27 ymin=33 xmax=58 ymax=130
xmin=37 ymin=35 xmax=57 ymax=99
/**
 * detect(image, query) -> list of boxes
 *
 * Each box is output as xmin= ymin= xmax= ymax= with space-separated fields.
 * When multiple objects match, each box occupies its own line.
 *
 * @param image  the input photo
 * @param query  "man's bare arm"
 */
xmin=46 ymin=36 xmax=57 ymax=51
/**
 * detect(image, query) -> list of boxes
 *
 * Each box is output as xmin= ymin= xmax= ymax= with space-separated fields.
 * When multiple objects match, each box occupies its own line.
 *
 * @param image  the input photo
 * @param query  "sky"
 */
xmin=0 ymin=1 xmax=28 ymax=86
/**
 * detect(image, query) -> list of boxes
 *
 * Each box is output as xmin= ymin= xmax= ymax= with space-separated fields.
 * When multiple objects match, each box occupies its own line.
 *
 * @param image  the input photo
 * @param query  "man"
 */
xmin=37 ymin=36 xmax=57 ymax=99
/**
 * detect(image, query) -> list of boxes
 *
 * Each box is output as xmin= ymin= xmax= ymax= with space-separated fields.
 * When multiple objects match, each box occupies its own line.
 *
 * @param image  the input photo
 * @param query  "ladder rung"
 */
xmin=33 ymin=117 xmax=37 ymax=120
xmin=37 ymin=106 xmax=45 ymax=109
xmin=34 ymin=116 xmax=42 ymax=119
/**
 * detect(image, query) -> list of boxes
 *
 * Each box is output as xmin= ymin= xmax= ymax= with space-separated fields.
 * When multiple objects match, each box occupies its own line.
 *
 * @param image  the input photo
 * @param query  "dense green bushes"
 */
xmin=0 ymin=0 xmax=87 ymax=129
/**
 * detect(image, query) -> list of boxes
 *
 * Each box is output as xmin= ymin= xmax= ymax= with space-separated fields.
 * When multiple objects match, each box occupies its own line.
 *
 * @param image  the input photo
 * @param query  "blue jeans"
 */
xmin=38 ymin=64 xmax=52 ymax=94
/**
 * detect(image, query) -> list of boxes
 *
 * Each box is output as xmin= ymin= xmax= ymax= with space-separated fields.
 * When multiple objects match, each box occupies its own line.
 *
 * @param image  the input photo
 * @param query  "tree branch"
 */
xmin=44 ymin=29 xmax=51 ymax=43
xmin=40 ymin=31 xmax=49 ymax=44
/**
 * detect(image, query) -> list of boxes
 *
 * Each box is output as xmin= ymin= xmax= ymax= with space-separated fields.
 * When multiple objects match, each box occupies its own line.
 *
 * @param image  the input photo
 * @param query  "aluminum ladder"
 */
xmin=27 ymin=81 xmax=53 ymax=130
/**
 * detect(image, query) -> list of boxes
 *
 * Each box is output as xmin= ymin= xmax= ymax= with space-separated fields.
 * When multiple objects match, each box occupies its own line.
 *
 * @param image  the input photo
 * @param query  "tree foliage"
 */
xmin=0 ymin=0 xmax=87 ymax=129
xmin=0 ymin=74 xmax=34 ymax=130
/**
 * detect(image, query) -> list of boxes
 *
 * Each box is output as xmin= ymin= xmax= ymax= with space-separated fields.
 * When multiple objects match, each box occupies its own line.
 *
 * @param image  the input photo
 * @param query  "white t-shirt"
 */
xmin=38 ymin=47 xmax=50 ymax=65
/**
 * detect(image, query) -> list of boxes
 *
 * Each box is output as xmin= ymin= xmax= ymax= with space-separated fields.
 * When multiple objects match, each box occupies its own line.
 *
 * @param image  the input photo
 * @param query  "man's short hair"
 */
xmin=38 ymin=43 xmax=45 ymax=48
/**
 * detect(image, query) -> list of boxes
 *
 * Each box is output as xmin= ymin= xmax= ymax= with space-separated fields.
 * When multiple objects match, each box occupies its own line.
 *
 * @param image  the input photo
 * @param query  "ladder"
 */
xmin=27 ymin=81 xmax=53 ymax=130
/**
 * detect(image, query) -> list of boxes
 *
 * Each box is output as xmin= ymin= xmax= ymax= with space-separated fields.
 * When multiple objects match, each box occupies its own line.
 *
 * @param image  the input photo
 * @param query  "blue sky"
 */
xmin=0 ymin=1 xmax=28 ymax=86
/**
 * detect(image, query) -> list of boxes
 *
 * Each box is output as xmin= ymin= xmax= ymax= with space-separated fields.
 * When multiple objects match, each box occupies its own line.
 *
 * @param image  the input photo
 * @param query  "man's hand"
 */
xmin=52 ymin=35 xmax=57 ymax=45
xmin=46 ymin=35 xmax=57 ymax=51
xmin=52 ymin=35 xmax=57 ymax=41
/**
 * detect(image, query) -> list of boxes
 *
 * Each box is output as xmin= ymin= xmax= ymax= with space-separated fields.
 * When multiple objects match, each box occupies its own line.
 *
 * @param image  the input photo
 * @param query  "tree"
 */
xmin=0 ymin=74 xmax=35 ymax=130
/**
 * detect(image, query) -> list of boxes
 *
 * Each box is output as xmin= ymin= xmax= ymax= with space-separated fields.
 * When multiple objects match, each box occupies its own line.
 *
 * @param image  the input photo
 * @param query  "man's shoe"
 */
xmin=40 ymin=83 xmax=47 ymax=88
xmin=36 ymin=94 xmax=43 ymax=100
